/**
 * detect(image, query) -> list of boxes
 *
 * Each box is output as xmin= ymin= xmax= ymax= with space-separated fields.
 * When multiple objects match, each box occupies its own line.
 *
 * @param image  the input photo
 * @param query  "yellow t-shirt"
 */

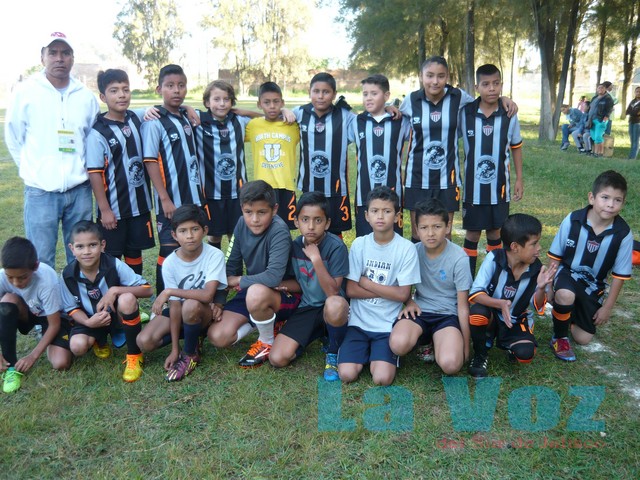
xmin=246 ymin=118 xmax=300 ymax=190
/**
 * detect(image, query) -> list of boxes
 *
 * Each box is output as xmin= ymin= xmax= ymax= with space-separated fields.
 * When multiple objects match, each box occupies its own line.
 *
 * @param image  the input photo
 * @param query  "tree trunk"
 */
xmin=596 ymin=7 xmax=608 ymax=86
xmin=620 ymin=3 xmax=639 ymax=119
xmin=464 ymin=0 xmax=476 ymax=93
xmin=510 ymin=31 xmax=518 ymax=99
xmin=532 ymin=0 xmax=556 ymax=140
xmin=569 ymin=45 xmax=577 ymax=106
xmin=418 ymin=23 xmax=426 ymax=71
xmin=439 ymin=16 xmax=449 ymax=58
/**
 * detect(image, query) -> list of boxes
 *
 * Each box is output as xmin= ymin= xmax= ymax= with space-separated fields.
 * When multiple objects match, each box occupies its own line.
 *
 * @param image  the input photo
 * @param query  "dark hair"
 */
xmin=158 ymin=64 xmax=186 ymax=86
xmin=70 ymin=220 xmax=103 ymax=243
xmin=258 ymin=81 xmax=282 ymax=98
xmin=203 ymin=80 xmax=236 ymax=108
xmin=239 ymin=180 xmax=276 ymax=207
xmin=602 ymin=81 xmax=612 ymax=89
xmin=475 ymin=64 xmax=501 ymax=84
xmin=310 ymin=72 xmax=336 ymax=91
xmin=365 ymin=186 xmax=400 ymax=213
xmin=361 ymin=74 xmax=390 ymax=93
xmin=171 ymin=204 xmax=208 ymax=231
xmin=501 ymin=214 xmax=542 ymax=250
xmin=97 ymin=69 xmax=129 ymax=95
xmin=592 ymin=170 xmax=627 ymax=197
xmin=296 ymin=191 xmax=329 ymax=219
xmin=1 ymin=237 xmax=38 ymax=270
xmin=421 ymin=56 xmax=448 ymax=73
xmin=414 ymin=198 xmax=448 ymax=225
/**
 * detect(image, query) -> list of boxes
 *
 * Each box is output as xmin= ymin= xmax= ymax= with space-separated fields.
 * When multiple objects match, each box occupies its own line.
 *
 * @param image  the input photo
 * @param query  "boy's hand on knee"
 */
xmin=398 ymin=301 xmax=421 ymax=320
xmin=98 ymin=288 xmax=118 ymax=313
xmin=211 ymin=303 xmax=223 ymax=322
xmin=152 ymin=291 xmax=169 ymax=315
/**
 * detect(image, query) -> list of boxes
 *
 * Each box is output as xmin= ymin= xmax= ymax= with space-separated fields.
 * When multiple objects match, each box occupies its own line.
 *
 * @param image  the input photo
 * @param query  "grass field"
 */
xmin=0 ymin=95 xmax=639 ymax=480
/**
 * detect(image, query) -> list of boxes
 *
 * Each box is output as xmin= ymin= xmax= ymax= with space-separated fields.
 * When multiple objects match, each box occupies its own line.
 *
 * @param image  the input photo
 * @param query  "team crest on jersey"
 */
xmin=373 ymin=125 xmax=384 ymax=137
xmin=216 ymin=155 xmax=236 ymax=181
xmin=483 ymin=124 xmax=494 ymax=136
xmin=503 ymin=285 xmax=516 ymax=299
xmin=423 ymin=141 xmax=446 ymax=169
xmin=188 ymin=155 xmax=201 ymax=184
xmin=264 ymin=144 xmax=281 ymax=163
xmin=219 ymin=128 xmax=229 ymax=138
xmin=586 ymin=240 xmax=600 ymax=253
xmin=315 ymin=122 xmax=325 ymax=133
xmin=430 ymin=111 xmax=442 ymax=123
xmin=88 ymin=288 xmax=102 ymax=301
xmin=475 ymin=156 xmax=497 ymax=184
xmin=310 ymin=151 xmax=330 ymax=178
xmin=121 ymin=126 xmax=132 ymax=138
xmin=369 ymin=155 xmax=387 ymax=182
xmin=183 ymin=124 xmax=192 ymax=136
xmin=128 ymin=157 xmax=145 ymax=187
xmin=108 ymin=138 xmax=118 ymax=148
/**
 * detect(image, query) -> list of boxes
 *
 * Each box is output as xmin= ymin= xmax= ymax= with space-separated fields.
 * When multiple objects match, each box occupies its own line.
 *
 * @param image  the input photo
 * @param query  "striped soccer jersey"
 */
xmin=141 ymin=106 xmax=204 ymax=214
xmin=401 ymin=86 xmax=474 ymax=190
xmin=352 ymin=112 xmax=410 ymax=207
xmin=87 ymin=110 xmax=152 ymax=220
xmin=548 ymin=207 xmax=633 ymax=296
xmin=460 ymin=98 xmax=522 ymax=205
xmin=196 ymin=111 xmax=250 ymax=200
xmin=294 ymin=104 xmax=356 ymax=197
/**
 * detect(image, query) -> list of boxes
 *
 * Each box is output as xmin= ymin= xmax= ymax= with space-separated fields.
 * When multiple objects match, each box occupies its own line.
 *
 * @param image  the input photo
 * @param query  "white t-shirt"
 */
xmin=0 ymin=263 xmax=60 ymax=317
xmin=162 ymin=244 xmax=228 ymax=301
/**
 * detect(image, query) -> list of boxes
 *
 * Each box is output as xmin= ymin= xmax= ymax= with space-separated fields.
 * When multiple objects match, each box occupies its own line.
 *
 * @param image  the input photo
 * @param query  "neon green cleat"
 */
xmin=2 ymin=367 xmax=24 ymax=393
xmin=92 ymin=342 xmax=112 ymax=359
xmin=140 ymin=312 xmax=150 ymax=324
xmin=122 ymin=353 xmax=144 ymax=383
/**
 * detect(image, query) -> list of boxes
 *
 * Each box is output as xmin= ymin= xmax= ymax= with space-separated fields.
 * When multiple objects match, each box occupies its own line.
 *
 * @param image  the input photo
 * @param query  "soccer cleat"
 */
xmin=122 ymin=353 xmax=144 ymax=383
xmin=2 ymin=367 xmax=23 ymax=393
xmin=560 ymin=142 xmax=570 ymax=151
xmin=416 ymin=343 xmax=435 ymax=363
xmin=165 ymin=352 xmax=200 ymax=382
xmin=93 ymin=342 xmax=112 ymax=359
xmin=140 ymin=312 xmax=150 ymax=323
xmin=238 ymin=340 xmax=271 ymax=368
xmin=323 ymin=353 xmax=339 ymax=381
xmin=468 ymin=354 xmax=488 ymax=378
xmin=550 ymin=336 xmax=576 ymax=361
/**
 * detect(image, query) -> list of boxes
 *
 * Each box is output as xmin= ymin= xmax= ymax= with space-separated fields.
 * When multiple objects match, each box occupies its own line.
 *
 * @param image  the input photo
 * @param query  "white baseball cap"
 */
xmin=42 ymin=32 xmax=73 ymax=51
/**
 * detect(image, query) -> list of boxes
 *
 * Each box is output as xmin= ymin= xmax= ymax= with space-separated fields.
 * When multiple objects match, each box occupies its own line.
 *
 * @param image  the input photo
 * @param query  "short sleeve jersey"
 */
xmin=401 ymin=86 xmax=474 ymax=190
xmin=347 ymin=233 xmax=420 ymax=332
xmin=87 ymin=110 xmax=152 ymax=220
xmin=548 ymin=207 xmax=633 ymax=296
xmin=293 ymin=104 xmax=356 ymax=197
xmin=460 ymin=98 xmax=523 ymax=205
xmin=0 ymin=263 xmax=60 ymax=317
xmin=141 ymin=106 xmax=204 ymax=213
xmin=414 ymin=240 xmax=473 ymax=315
xmin=352 ymin=112 xmax=410 ymax=207
xmin=195 ymin=111 xmax=251 ymax=200
xmin=291 ymin=232 xmax=349 ymax=308
xmin=162 ymin=243 xmax=228 ymax=302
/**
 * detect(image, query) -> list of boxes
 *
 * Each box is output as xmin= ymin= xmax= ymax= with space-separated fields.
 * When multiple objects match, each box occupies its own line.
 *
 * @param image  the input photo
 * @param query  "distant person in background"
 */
xmin=625 ymin=86 xmax=640 ymax=159
xmin=4 ymin=32 xmax=99 ymax=269
xmin=559 ymin=104 xmax=587 ymax=151
xmin=577 ymin=95 xmax=588 ymax=113
xmin=602 ymin=81 xmax=616 ymax=136
xmin=586 ymin=84 xmax=613 ymax=158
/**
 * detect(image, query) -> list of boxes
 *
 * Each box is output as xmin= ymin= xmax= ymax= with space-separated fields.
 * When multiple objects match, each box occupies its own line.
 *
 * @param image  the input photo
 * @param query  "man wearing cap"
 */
xmin=5 ymin=32 xmax=100 ymax=268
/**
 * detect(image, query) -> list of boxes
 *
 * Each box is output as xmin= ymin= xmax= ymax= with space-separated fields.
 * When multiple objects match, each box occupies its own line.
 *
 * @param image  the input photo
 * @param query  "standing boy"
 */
xmin=459 ymin=64 xmax=523 ymax=276
xmin=136 ymin=205 xmax=227 ymax=381
xmin=269 ymin=192 xmax=350 ymax=381
xmin=141 ymin=64 xmax=206 ymax=293
xmin=352 ymin=74 xmax=410 ymax=237
xmin=0 ymin=237 xmax=72 ymax=393
xmin=245 ymin=82 xmax=301 ymax=229
xmin=60 ymin=221 xmax=152 ymax=382
xmin=338 ymin=187 xmax=420 ymax=385
xmin=87 ymin=69 xmax=155 ymax=274
xmin=207 ymin=180 xmax=300 ymax=367
xmin=389 ymin=199 xmax=472 ymax=375
xmin=548 ymin=171 xmax=633 ymax=361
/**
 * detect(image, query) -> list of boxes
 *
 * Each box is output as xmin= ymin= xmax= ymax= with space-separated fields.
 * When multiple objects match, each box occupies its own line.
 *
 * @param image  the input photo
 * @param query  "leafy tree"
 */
xmin=113 ymin=0 xmax=184 ymax=89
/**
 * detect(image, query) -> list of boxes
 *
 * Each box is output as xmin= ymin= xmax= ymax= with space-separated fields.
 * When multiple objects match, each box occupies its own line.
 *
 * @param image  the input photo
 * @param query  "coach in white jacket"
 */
xmin=5 ymin=32 xmax=99 ymax=268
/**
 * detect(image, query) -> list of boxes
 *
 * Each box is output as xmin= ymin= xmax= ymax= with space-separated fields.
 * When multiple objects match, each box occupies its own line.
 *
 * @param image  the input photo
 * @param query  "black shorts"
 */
xmin=405 ymin=187 xmax=460 ymax=212
xmin=338 ymin=326 xmax=398 ymax=366
xmin=278 ymin=305 xmax=326 ymax=348
xmin=355 ymin=205 xmax=403 ymax=238
xmin=205 ymin=198 xmax=241 ymax=237
xmin=99 ymin=211 xmax=155 ymax=256
xmin=396 ymin=312 xmax=460 ymax=340
xmin=325 ymin=195 xmax=352 ymax=234
xmin=156 ymin=213 xmax=175 ymax=246
xmin=462 ymin=202 xmax=510 ymax=231
xmin=273 ymin=189 xmax=297 ymax=230
xmin=471 ymin=303 xmax=535 ymax=349
xmin=553 ymin=269 xmax=602 ymax=335
xmin=224 ymin=288 xmax=301 ymax=324
xmin=19 ymin=312 xmax=70 ymax=350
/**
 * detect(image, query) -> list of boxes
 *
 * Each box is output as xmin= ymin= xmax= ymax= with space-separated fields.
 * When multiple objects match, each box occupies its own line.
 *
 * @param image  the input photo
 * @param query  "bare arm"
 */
xmin=593 ymin=277 xmax=625 ymax=326
xmin=471 ymin=292 xmax=512 ymax=329
xmin=303 ymin=242 xmax=342 ymax=297
xmin=152 ymin=281 xmax=219 ymax=315
xmin=89 ymin=172 xmax=117 ymax=230
xmin=358 ymin=276 xmax=412 ymax=303
xmin=97 ymin=285 xmax=153 ymax=313
xmin=346 ymin=279 xmax=377 ymax=299
xmin=144 ymin=160 xmax=176 ymax=219
xmin=14 ymin=312 xmax=60 ymax=373
xmin=511 ymin=146 xmax=523 ymax=202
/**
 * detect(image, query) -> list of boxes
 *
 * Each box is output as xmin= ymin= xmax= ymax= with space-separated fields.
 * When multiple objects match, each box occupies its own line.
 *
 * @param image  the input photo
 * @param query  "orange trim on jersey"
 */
xmin=469 ymin=314 xmax=489 ymax=326
xmin=157 ymin=256 xmax=166 ymax=266
xmin=121 ymin=316 xmax=141 ymax=327
xmin=68 ymin=308 xmax=82 ymax=316
xmin=143 ymin=158 xmax=158 ymax=163
xmin=87 ymin=168 xmax=103 ymax=174
xmin=486 ymin=243 xmax=501 ymax=252
xmin=552 ymin=309 xmax=571 ymax=321
xmin=463 ymin=247 xmax=478 ymax=257
xmin=510 ymin=141 xmax=523 ymax=149
xmin=469 ymin=291 xmax=487 ymax=303
xmin=611 ymin=273 xmax=631 ymax=281
xmin=335 ymin=179 xmax=340 ymax=194
xmin=124 ymin=256 xmax=143 ymax=265
xmin=157 ymin=154 xmax=167 ymax=187
xmin=450 ymin=169 xmax=455 ymax=185
xmin=547 ymin=252 xmax=562 ymax=261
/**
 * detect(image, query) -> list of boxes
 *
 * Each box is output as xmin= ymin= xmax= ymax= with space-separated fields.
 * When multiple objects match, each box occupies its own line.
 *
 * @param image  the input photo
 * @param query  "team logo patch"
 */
xmin=128 ymin=157 xmax=145 ymax=187
xmin=483 ymin=124 xmax=493 ymax=136
xmin=423 ymin=141 xmax=446 ymax=169
xmin=88 ymin=288 xmax=102 ymax=301
xmin=430 ymin=111 xmax=441 ymax=122
xmin=413 ymin=117 xmax=421 ymax=124
xmin=566 ymin=239 xmax=575 ymax=248
xmin=188 ymin=155 xmax=201 ymax=184
xmin=216 ymin=155 xmax=236 ymax=181
xmin=475 ymin=156 xmax=497 ymax=184
xmin=219 ymin=128 xmax=229 ymax=138
xmin=183 ymin=124 xmax=192 ymax=136
xmin=301 ymin=125 xmax=308 ymax=132
xmin=310 ymin=151 xmax=330 ymax=178
xmin=503 ymin=285 xmax=516 ymax=299
xmin=369 ymin=155 xmax=387 ymax=182
xmin=467 ymin=130 xmax=474 ymax=137
xmin=315 ymin=122 xmax=325 ymax=133
xmin=263 ymin=144 xmax=281 ymax=163
xmin=108 ymin=138 xmax=118 ymax=148
xmin=373 ymin=125 xmax=384 ymax=137
xmin=586 ymin=240 xmax=600 ymax=253
xmin=121 ymin=126 xmax=131 ymax=137
xmin=169 ymin=133 xmax=179 ymax=142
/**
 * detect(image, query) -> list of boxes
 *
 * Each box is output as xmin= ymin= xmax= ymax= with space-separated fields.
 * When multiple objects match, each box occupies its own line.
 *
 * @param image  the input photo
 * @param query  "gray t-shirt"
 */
xmin=347 ymin=233 xmax=420 ymax=332
xmin=163 ymin=243 xmax=228 ymax=301
xmin=414 ymin=240 xmax=472 ymax=316
xmin=0 ymin=263 xmax=60 ymax=317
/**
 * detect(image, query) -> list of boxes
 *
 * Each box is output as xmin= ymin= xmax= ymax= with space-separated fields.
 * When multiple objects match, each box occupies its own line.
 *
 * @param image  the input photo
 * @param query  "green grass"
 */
xmin=1 ymin=101 xmax=639 ymax=480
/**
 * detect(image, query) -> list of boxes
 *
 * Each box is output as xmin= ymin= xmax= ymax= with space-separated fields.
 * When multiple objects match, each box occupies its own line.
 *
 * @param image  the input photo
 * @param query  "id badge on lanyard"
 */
xmin=58 ymin=129 xmax=76 ymax=153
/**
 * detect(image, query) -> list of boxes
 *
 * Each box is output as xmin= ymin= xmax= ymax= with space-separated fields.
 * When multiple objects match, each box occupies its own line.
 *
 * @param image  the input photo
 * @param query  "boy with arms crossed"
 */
xmin=390 ymin=199 xmax=472 ymax=375
xmin=269 ymin=192 xmax=349 ymax=381
xmin=548 ymin=171 xmax=633 ymax=361
xmin=338 ymin=187 xmax=420 ymax=385
xmin=137 ymin=205 xmax=227 ymax=381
